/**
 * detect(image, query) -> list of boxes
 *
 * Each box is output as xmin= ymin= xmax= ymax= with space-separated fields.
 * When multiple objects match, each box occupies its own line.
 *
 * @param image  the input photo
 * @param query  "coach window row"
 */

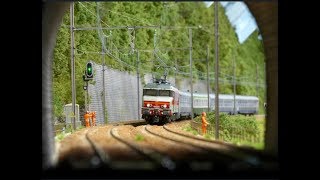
xmin=194 ymin=99 xmax=207 ymax=106
xmin=143 ymin=89 xmax=174 ymax=97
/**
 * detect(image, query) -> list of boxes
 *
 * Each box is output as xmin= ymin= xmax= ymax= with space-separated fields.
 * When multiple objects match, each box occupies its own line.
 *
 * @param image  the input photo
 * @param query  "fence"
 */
xmin=88 ymin=63 xmax=142 ymax=124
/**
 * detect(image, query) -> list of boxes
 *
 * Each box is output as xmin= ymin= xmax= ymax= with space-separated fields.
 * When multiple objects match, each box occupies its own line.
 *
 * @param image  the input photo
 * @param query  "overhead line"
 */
xmin=78 ymin=2 xmax=110 ymax=28
xmin=107 ymin=9 xmax=155 ymax=26
xmin=74 ymin=25 xmax=203 ymax=31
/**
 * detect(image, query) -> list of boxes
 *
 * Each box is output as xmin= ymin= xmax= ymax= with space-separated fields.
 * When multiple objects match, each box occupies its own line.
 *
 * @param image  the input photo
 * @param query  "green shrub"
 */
xmin=183 ymin=124 xmax=199 ymax=135
xmin=135 ymin=134 xmax=144 ymax=141
xmin=194 ymin=112 xmax=259 ymax=139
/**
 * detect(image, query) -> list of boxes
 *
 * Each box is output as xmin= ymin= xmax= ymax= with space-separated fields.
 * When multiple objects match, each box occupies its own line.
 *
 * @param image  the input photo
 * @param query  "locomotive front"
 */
xmin=141 ymin=79 xmax=176 ymax=124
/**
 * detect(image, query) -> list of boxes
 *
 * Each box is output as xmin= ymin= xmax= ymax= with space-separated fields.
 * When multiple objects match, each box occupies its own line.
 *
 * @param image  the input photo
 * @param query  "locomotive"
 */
xmin=141 ymin=78 xmax=259 ymax=124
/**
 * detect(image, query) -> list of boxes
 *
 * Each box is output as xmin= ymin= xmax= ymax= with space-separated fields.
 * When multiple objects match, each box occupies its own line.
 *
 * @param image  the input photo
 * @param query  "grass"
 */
xmin=182 ymin=125 xmax=199 ymax=135
xmin=55 ymin=131 xmax=71 ymax=142
xmin=253 ymin=116 xmax=265 ymax=149
xmin=54 ymin=124 xmax=85 ymax=142
xmin=224 ymin=117 xmax=265 ymax=149
xmin=204 ymin=133 xmax=214 ymax=140
xmin=228 ymin=138 xmax=264 ymax=149
xmin=135 ymin=134 xmax=145 ymax=141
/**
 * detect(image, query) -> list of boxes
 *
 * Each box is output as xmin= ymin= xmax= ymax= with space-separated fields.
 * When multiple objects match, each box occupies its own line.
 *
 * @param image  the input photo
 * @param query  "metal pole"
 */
xmin=70 ymin=2 xmax=76 ymax=130
xmin=128 ymin=28 xmax=135 ymax=54
xmin=214 ymin=1 xmax=219 ymax=140
xmin=175 ymin=58 xmax=177 ymax=86
xmin=102 ymin=42 xmax=106 ymax=124
xmin=137 ymin=51 xmax=140 ymax=120
xmin=153 ymin=30 xmax=156 ymax=79
xmin=256 ymin=63 xmax=259 ymax=97
xmin=84 ymin=81 xmax=88 ymax=111
xmin=84 ymin=82 xmax=87 ymax=111
xmin=189 ymin=28 xmax=193 ymax=120
xmin=86 ymin=81 xmax=89 ymax=111
xmin=233 ymin=49 xmax=236 ymax=115
xmin=206 ymin=45 xmax=210 ymax=112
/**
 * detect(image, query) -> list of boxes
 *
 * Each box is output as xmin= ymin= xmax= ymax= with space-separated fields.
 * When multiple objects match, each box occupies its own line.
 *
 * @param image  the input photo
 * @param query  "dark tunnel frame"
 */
xmin=42 ymin=1 xmax=278 ymax=170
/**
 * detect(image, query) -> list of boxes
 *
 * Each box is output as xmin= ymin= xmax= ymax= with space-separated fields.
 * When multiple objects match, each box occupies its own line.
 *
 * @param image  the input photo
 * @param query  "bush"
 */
xmin=135 ymin=134 xmax=144 ymax=141
xmin=183 ymin=124 xmax=199 ymax=135
xmin=194 ymin=112 xmax=259 ymax=140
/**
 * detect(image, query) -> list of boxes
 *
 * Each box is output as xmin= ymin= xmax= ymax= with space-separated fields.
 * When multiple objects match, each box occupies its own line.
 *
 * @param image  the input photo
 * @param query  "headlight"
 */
xmin=163 ymin=104 xmax=167 ymax=108
xmin=147 ymin=104 xmax=151 ymax=107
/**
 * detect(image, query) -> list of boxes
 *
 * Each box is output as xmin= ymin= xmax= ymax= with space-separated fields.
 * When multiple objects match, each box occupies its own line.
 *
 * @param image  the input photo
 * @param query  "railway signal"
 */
xmin=84 ymin=62 xmax=94 ymax=81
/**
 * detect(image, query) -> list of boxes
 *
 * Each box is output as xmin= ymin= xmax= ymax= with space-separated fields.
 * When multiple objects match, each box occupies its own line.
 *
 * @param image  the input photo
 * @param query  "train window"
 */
xmin=159 ymin=90 xmax=170 ymax=96
xmin=169 ymin=91 xmax=174 ymax=97
xmin=143 ymin=89 xmax=158 ymax=96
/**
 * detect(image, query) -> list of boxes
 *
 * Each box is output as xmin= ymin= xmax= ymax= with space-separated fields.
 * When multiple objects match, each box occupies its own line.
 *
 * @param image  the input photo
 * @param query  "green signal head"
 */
xmin=86 ymin=62 xmax=93 ymax=77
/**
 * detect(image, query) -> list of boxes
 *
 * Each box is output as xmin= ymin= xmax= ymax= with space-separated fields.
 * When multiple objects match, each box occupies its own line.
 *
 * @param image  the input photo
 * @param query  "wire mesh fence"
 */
xmin=88 ymin=63 xmax=142 ymax=124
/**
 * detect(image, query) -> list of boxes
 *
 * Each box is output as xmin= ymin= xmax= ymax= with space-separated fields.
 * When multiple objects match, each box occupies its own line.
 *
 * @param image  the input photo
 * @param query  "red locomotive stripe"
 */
xmin=144 ymin=101 xmax=170 ymax=106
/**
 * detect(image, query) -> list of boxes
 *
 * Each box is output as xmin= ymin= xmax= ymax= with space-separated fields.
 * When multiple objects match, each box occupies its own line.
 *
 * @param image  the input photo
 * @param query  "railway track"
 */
xmin=87 ymin=125 xmax=161 ymax=170
xmin=57 ymin=125 xmax=159 ymax=170
xmin=110 ymin=126 xmax=175 ymax=171
xmin=53 ymin=122 xmax=278 ymax=176
xmin=162 ymin=122 xmax=279 ymax=170
xmin=165 ymin=121 xmax=278 ymax=162
xmin=85 ymin=127 xmax=110 ymax=168
xmin=109 ymin=119 xmax=147 ymax=126
xmin=56 ymin=127 xmax=102 ymax=168
xmin=146 ymin=125 xmax=257 ymax=170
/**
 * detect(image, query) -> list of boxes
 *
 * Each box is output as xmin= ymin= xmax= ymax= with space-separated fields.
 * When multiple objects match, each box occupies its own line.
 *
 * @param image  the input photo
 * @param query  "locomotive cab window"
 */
xmin=159 ymin=90 xmax=174 ymax=97
xmin=171 ymin=91 xmax=175 ymax=97
xmin=143 ymin=89 xmax=158 ymax=96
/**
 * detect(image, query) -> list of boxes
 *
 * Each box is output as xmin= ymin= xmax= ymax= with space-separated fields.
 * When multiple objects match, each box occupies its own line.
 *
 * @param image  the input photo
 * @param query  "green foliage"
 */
xmin=55 ymin=132 xmax=68 ymax=142
xmin=194 ymin=112 xmax=259 ymax=140
xmin=52 ymin=2 xmax=266 ymax=119
xmin=135 ymin=134 xmax=144 ymax=141
xmin=65 ymin=124 xmax=75 ymax=133
xmin=182 ymin=124 xmax=198 ymax=135
xmin=204 ymin=133 xmax=213 ymax=140
xmin=54 ymin=125 xmax=73 ymax=142
xmin=77 ymin=125 xmax=85 ymax=130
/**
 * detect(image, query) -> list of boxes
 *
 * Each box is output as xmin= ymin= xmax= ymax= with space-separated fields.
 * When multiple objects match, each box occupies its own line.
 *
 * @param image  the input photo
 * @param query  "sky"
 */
xmin=204 ymin=1 xmax=260 ymax=44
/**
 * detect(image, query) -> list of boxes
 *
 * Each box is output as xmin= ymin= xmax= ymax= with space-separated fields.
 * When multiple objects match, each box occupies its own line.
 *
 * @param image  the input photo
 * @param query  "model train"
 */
xmin=141 ymin=78 xmax=259 ymax=124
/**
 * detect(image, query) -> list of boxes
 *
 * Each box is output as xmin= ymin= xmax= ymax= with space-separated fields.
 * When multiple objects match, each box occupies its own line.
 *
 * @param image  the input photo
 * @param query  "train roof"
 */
xmin=222 ymin=94 xmax=236 ymax=99
xmin=179 ymin=91 xmax=213 ymax=98
xmin=219 ymin=94 xmax=259 ymax=100
xmin=236 ymin=95 xmax=259 ymax=100
xmin=193 ymin=92 xmax=208 ymax=98
xmin=147 ymin=87 xmax=258 ymax=100
xmin=190 ymin=93 xmax=258 ymax=100
xmin=143 ymin=82 xmax=178 ymax=91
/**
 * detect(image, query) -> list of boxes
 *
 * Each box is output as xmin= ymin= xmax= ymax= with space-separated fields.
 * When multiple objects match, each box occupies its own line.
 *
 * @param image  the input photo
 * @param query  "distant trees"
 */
xmin=52 ymin=2 xmax=266 ymax=118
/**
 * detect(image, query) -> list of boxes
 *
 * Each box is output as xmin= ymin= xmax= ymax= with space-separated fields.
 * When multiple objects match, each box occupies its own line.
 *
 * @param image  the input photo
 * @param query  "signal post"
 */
xmin=83 ymin=61 xmax=94 ymax=113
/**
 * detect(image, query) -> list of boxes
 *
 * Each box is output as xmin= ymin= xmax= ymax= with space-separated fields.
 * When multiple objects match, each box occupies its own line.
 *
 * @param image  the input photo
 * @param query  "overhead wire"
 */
xmin=107 ymin=9 xmax=155 ymax=26
xmin=78 ymin=2 xmax=110 ymax=28
xmin=77 ymin=2 xmax=266 ymax=89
